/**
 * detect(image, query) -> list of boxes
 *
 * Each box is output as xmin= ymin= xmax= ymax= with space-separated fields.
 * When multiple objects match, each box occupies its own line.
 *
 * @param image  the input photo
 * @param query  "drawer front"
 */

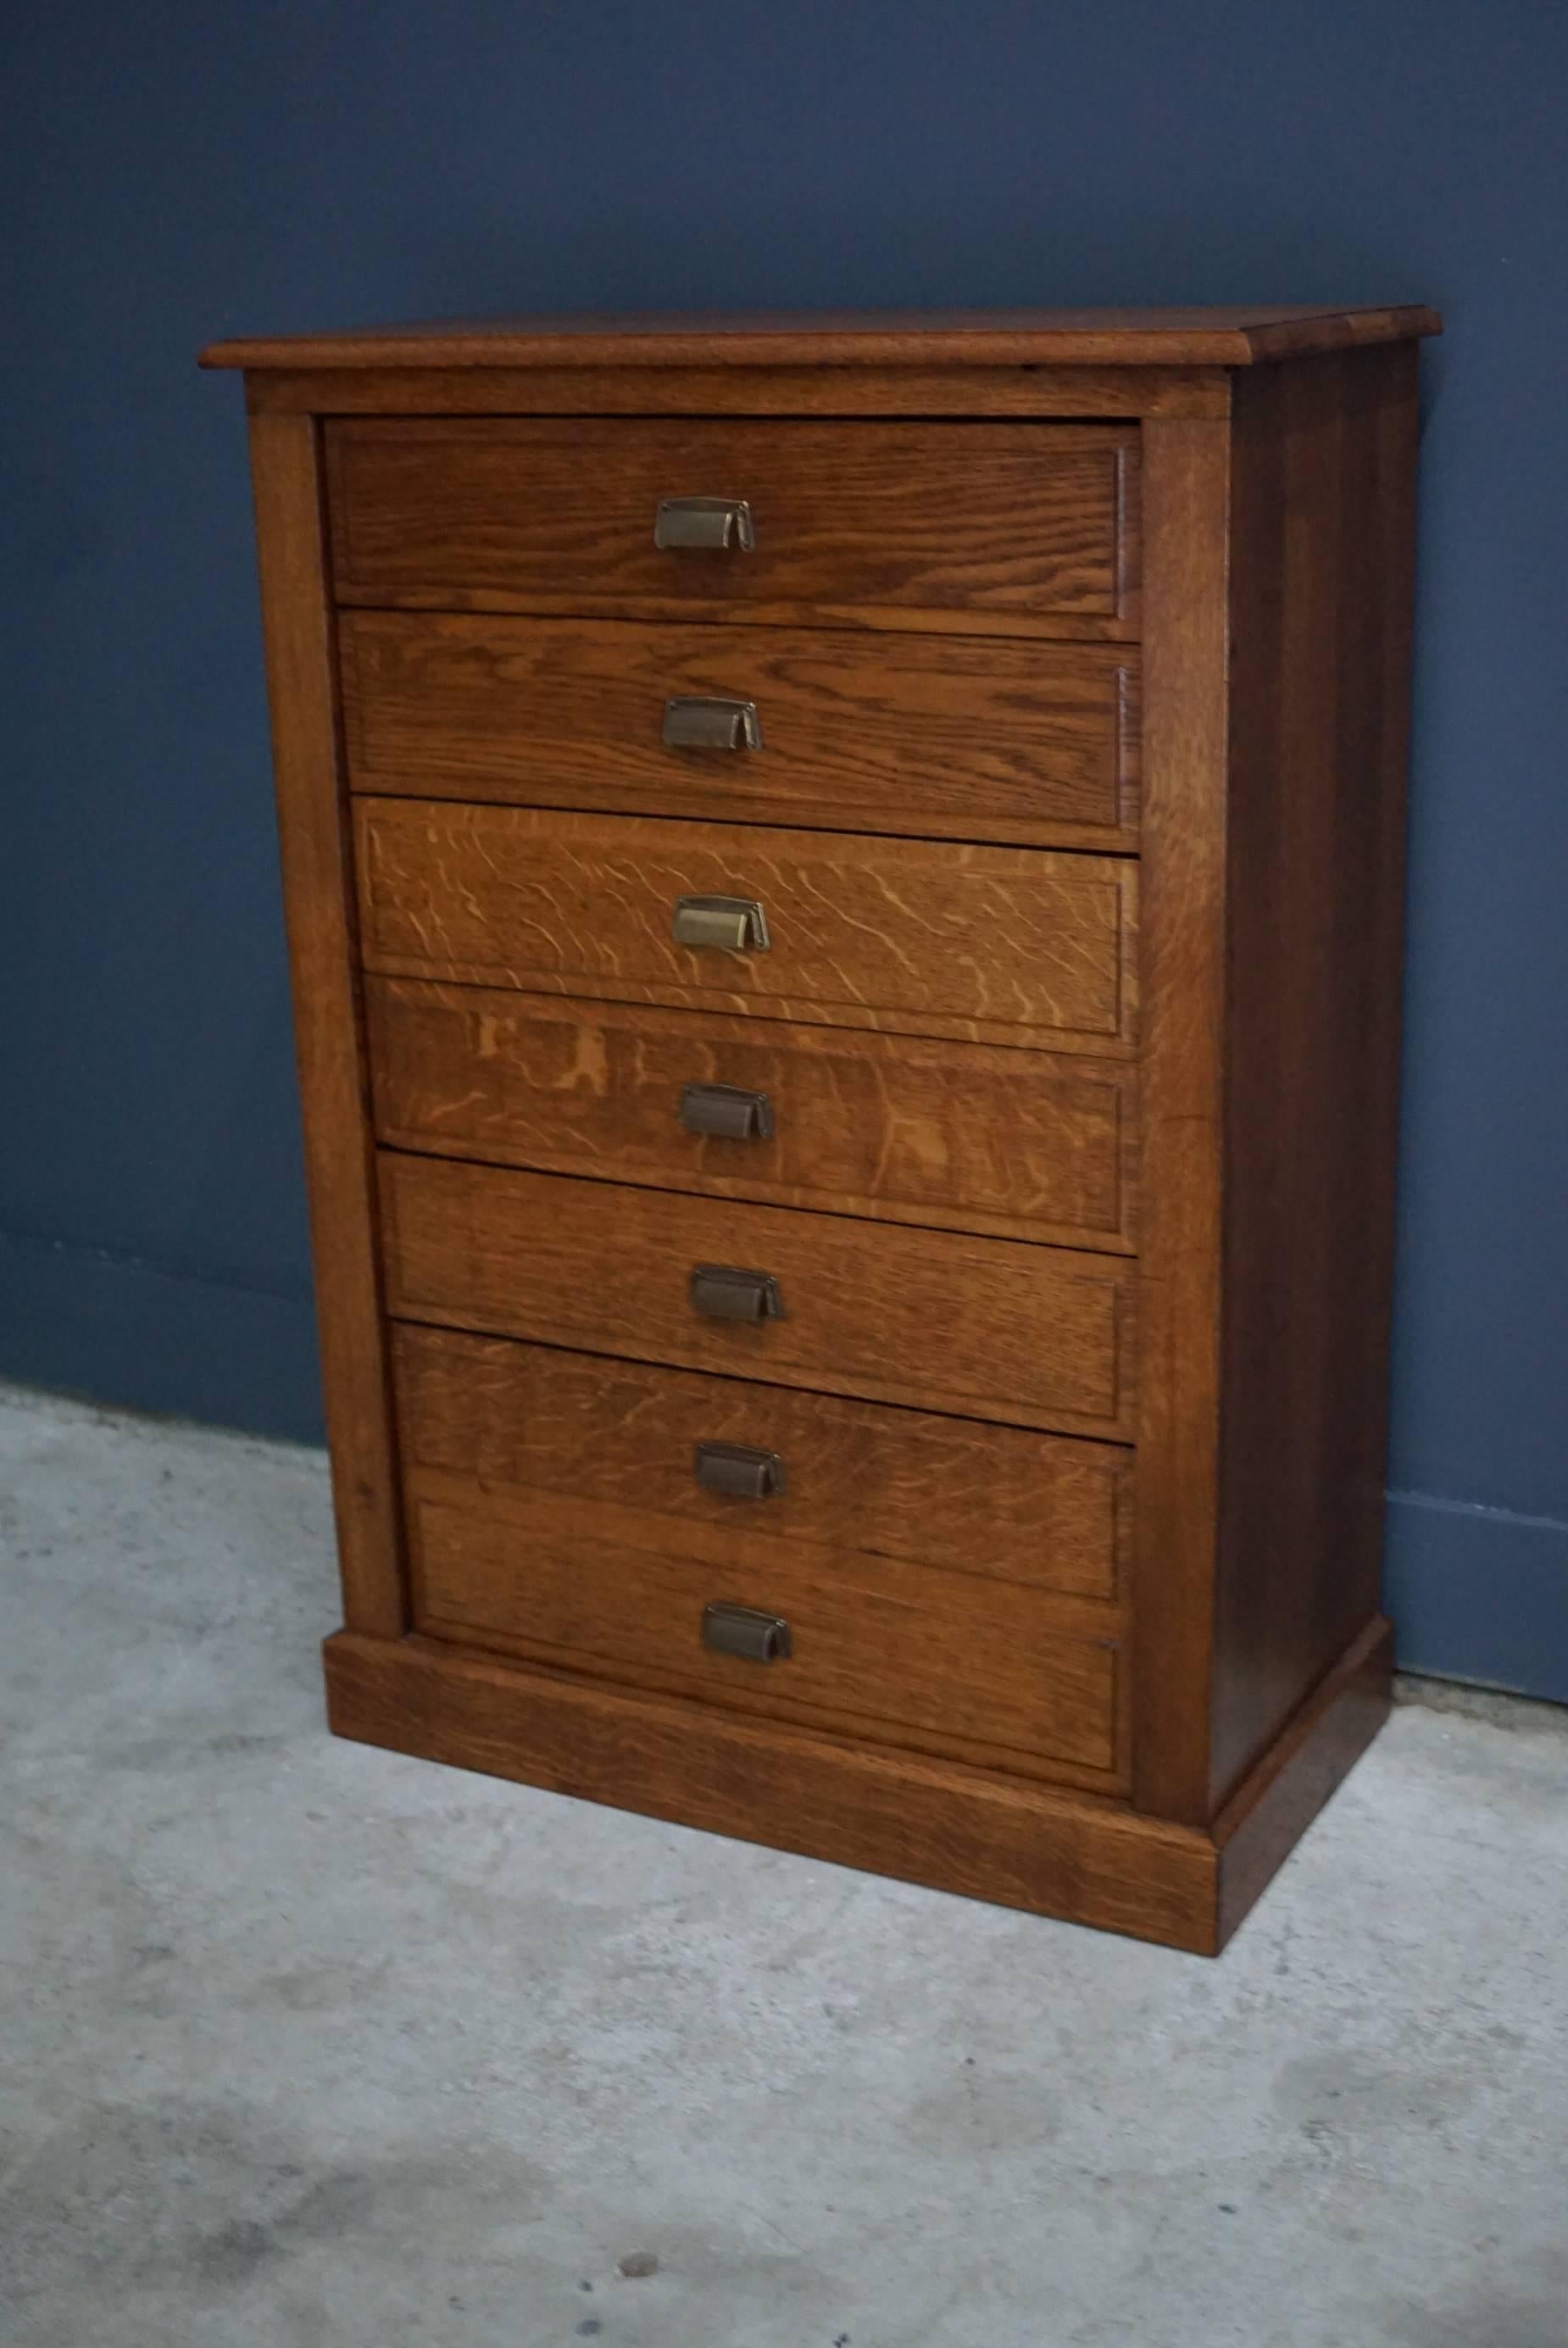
xmin=395 ymin=1326 xmax=1129 ymax=1602
xmin=379 ymin=1153 xmax=1135 ymax=1437
xmin=396 ymin=1327 xmax=1125 ymax=1780
xmin=341 ymin=611 xmax=1139 ymax=849
xmin=366 ymin=979 xmax=1137 ymax=1252
xmin=327 ymin=418 xmax=1137 ymax=634
xmin=355 ymin=800 xmax=1138 ymax=1054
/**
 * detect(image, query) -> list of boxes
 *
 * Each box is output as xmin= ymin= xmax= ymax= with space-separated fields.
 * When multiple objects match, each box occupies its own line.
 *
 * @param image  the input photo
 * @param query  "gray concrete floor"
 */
xmin=2 ymin=1381 xmax=1565 ymax=2348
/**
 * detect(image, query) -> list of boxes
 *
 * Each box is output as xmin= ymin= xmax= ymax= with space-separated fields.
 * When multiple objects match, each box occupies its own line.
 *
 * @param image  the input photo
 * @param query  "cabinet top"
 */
xmin=201 ymin=303 xmax=1440 ymax=373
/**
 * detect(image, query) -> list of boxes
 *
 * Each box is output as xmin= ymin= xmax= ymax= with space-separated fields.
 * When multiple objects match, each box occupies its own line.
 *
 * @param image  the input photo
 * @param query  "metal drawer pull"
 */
xmin=654 ymin=495 xmax=755 ymax=552
xmin=680 ymin=1082 xmax=774 ymax=1142
xmin=672 ymin=893 xmax=770 ymax=953
xmin=689 ymin=1265 xmax=786 ymax=1323
xmin=694 ymin=1441 xmax=787 ymax=1499
xmin=662 ymin=695 xmax=764 ymax=752
xmin=702 ymin=1601 xmax=791 ymax=1663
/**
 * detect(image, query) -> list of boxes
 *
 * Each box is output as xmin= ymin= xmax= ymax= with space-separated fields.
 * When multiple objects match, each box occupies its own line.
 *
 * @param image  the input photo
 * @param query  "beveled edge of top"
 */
xmin=200 ymin=303 xmax=1443 ymax=372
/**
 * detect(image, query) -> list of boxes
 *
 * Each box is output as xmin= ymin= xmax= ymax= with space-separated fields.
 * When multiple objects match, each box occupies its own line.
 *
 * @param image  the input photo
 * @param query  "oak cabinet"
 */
xmin=204 ymin=303 xmax=1437 ymax=1951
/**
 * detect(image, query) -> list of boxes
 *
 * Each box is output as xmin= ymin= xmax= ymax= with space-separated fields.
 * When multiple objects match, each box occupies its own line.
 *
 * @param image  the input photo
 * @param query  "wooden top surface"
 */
xmin=202 ymin=303 xmax=1441 ymax=372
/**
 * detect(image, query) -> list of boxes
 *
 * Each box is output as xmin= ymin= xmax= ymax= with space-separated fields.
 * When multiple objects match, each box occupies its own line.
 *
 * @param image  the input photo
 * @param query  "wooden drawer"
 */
xmin=340 ymin=611 xmax=1140 ymax=850
xmin=366 ymin=978 xmax=1137 ymax=1252
xmin=327 ymin=418 xmax=1137 ymax=637
xmin=395 ymin=1326 xmax=1126 ymax=1783
xmin=379 ymin=1152 xmax=1136 ymax=1437
xmin=355 ymin=800 xmax=1138 ymax=1054
xmin=396 ymin=1326 xmax=1129 ymax=1602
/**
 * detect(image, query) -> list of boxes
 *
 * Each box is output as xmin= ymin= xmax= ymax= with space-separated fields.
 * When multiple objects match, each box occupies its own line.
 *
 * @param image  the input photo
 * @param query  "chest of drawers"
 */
xmin=204 ymin=305 xmax=1438 ymax=1952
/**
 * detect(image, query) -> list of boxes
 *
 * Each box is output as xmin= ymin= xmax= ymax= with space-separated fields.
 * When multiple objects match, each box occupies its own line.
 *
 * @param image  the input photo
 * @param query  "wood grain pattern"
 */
xmin=1209 ymin=347 xmax=1419 ymax=1809
xmin=378 ymin=1152 xmax=1137 ymax=1438
xmin=244 ymin=411 xmax=407 ymax=1639
xmin=245 ymin=362 xmax=1231 ymax=419
xmin=409 ymin=1472 xmax=1121 ymax=1782
xmin=326 ymin=418 xmax=1137 ymax=633
xmin=336 ymin=593 xmax=1143 ymax=647
xmin=1128 ymin=418 xmax=1232 ymax=1825
xmin=354 ymin=799 xmax=1139 ymax=1055
xmin=325 ymin=1630 xmax=1218 ymax=1951
xmin=339 ymin=610 xmax=1140 ymax=849
xmin=204 ymin=301 xmax=1442 ymax=371
xmin=365 ymin=979 xmax=1137 ymax=1252
xmin=394 ymin=1324 xmax=1132 ymax=1603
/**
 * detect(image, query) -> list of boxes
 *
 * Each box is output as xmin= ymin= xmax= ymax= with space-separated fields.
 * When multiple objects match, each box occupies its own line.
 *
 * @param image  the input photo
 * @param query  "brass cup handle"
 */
xmin=654 ymin=495 xmax=755 ymax=552
xmin=680 ymin=1082 xmax=774 ymax=1141
xmin=702 ymin=1601 xmax=791 ymax=1663
xmin=689 ymin=1265 xmax=785 ymax=1323
xmin=662 ymin=696 xmax=764 ymax=752
xmin=671 ymin=894 xmax=770 ymax=953
xmin=694 ymin=1441 xmax=787 ymax=1499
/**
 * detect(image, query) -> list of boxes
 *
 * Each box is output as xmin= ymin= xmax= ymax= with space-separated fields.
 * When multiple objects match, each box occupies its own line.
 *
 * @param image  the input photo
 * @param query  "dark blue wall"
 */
xmin=3 ymin=0 xmax=1565 ymax=1696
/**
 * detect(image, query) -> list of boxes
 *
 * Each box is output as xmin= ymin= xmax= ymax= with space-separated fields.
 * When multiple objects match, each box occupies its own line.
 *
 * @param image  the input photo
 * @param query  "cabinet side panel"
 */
xmin=1211 ymin=346 xmax=1417 ymax=1805
xmin=247 ymin=408 xmax=407 ymax=1636
xmin=1130 ymin=419 xmax=1232 ymax=1824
